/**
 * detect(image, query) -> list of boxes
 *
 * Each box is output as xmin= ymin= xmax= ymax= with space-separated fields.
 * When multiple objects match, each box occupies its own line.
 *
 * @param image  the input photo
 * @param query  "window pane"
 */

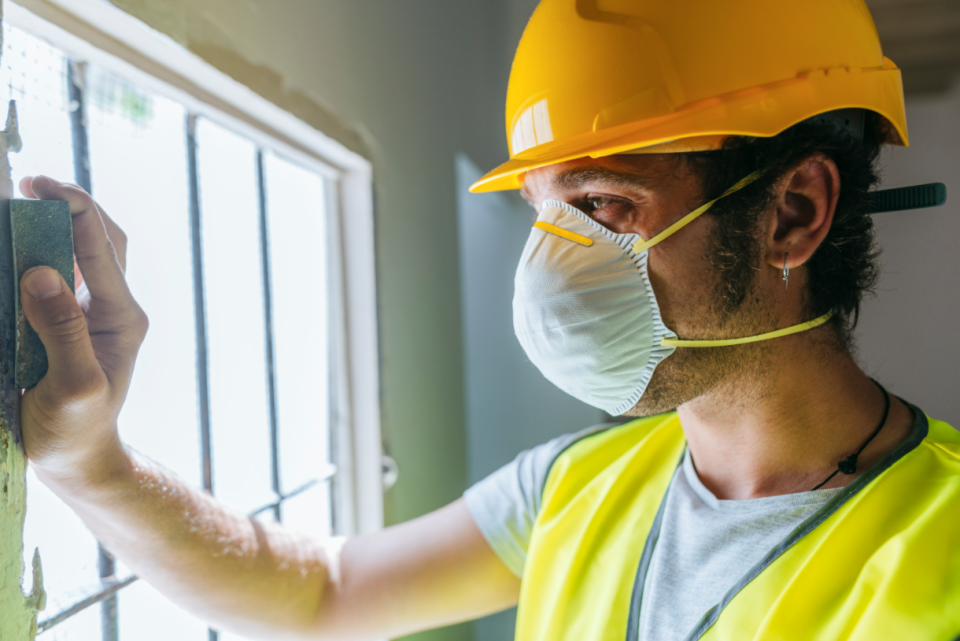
xmin=37 ymin=597 xmax=101 ymax=641
xmin=26 ymin=469 xmax=100 ymax=641
xmin=280 ymin=481 xmax=334 ymax=538
xmin=0 ymin=23 xmax=74 ymax=187
xmin=118 ymin=581 xmax=209 ymax=641
xmin=86 ymin=66 xmax=202 ymax=488
xmin=85 ymin=67 xmax=205 ymax=640
xmin=196 ymin=118 xmax=275 ymax=513
xmin=264 ymin=153 xmax=331 ymax=496
xmin=1 ymin=24 xmax=101 ymax=626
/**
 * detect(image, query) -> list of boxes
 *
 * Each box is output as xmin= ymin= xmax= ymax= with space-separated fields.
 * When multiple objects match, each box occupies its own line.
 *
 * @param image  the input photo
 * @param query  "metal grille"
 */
xmin=3 ymin=23 xmax=339 ymax=640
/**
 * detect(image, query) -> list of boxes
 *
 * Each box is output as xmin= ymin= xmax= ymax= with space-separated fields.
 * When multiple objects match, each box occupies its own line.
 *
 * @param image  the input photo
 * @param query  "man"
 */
xmin=19 ymin=0 xmax=959 ymax=640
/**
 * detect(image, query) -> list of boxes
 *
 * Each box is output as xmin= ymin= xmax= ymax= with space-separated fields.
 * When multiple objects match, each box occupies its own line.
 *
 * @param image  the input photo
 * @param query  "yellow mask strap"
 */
xmin=661 ymin=312 xmax=833 ymax=348
xmin=533 ymin=220 xmax=594 ymax=246
xmin=632 ymin=170 xmax=765 ymax=254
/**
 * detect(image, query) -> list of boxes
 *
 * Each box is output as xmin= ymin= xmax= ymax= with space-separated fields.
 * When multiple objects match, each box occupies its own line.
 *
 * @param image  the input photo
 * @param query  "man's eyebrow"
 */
xmin=554 ymin=166 xmax=657 ymax=192
xmin=519 ymin=166 xmax=658 ymax=205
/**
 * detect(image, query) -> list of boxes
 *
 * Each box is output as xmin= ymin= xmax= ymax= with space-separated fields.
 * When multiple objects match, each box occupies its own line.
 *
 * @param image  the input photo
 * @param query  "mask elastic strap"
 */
xmin=661 ymin=311 xmax=833 ymax=348
xmin=632 ymin=170 xmax=765 ymax=254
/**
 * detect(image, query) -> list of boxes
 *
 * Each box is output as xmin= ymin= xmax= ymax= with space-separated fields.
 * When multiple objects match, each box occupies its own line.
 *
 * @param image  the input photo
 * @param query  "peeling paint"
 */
xmin=0 ymin=9 xmax=44 ymax=637
xmin=104 ymin=0 xmax=370 ymax=160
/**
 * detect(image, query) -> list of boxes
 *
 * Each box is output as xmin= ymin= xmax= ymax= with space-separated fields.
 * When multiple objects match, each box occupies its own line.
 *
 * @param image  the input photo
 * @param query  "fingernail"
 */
xmin=24 ymin=268 xmax=63 ymax=300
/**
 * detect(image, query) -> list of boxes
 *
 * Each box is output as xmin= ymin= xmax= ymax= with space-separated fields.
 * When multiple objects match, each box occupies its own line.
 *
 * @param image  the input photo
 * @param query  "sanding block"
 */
xmin=9 ymin=199 xmax=74 ymax=389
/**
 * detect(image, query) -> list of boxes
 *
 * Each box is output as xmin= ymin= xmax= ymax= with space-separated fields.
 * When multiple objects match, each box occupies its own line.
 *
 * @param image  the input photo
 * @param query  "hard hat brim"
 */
xmin=471 ymin=63 xmax=907 ymax=194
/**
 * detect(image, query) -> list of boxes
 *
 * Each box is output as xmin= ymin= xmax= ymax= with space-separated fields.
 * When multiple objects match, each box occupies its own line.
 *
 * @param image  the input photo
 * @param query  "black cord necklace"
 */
xmin=811 ymin=380 xmax=891 ymax=491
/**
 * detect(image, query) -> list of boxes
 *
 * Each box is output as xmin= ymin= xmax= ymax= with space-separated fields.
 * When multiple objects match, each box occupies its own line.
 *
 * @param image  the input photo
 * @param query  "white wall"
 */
xmin=856 ymin=83 xmax=960 ymax=427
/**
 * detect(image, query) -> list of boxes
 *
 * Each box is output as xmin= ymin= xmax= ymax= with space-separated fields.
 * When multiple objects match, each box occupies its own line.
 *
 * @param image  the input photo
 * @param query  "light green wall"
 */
xmin=102 ymin=1 xmax=514 ymax=640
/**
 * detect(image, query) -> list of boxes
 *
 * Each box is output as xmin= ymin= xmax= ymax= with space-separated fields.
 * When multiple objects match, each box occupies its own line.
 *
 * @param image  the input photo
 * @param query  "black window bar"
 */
xmin=67 ymin=58 xmax=119 ymax=641
xmin=35 ymin=475 xmax=333 ymax=634
xmin=257 ymin=149 xmax=284 ymax=524
xmin=185 ymin=111 xmax=218 ymax=641
xmin=186 ymin=113 xmax=215 ymax=499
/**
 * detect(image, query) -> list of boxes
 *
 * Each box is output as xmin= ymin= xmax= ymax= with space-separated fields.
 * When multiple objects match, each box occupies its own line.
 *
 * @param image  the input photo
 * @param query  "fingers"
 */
xmin=97 ymin=208 xmax=128 ymax=273
xmin=26 ymin=176 xmax=131 ymax=305
xmin=22 ymin=175 xmax=126 ymax=276
xmin=22 ymin=175 xmax=128 ymax=273
xmin=20 ymin=267 xmax=105 ymax=397
xmin=19 ymin=176 xmax=37 ymax=198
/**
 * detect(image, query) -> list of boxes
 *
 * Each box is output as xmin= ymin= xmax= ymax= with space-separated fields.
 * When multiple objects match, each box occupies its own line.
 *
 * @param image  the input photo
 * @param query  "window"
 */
xmin=4 ymin=1 xmax=381 ymax=639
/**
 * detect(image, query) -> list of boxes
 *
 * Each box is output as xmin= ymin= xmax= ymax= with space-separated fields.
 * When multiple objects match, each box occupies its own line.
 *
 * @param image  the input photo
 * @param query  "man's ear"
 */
xmin=764 ymin=153 xmax=840 ymax=271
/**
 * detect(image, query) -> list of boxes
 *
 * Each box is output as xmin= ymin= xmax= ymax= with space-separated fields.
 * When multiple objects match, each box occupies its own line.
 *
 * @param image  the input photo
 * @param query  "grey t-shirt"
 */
xmin=637 ymin=449 xmax=841 ymax=640
xmin=463 ymin=425 xmax=841 ymax=641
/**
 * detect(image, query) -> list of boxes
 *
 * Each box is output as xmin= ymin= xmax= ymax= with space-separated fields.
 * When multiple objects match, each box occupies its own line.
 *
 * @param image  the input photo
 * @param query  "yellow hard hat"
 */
xmin=471 ymin=0 xmax=908 ymax=193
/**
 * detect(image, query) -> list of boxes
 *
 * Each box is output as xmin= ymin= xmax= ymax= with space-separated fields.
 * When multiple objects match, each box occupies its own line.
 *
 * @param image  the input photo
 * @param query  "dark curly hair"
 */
xmin=681 ymin=111 xmax=887 ymax=349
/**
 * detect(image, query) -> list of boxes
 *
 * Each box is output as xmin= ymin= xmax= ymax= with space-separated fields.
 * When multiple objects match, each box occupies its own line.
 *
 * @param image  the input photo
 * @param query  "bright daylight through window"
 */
xmin=1 ymin=15 xmax=353 ymax=641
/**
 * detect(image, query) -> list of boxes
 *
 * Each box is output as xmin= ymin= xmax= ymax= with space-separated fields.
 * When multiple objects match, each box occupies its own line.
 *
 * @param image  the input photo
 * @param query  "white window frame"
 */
xmin=5 ymin=0 xmax=384 ymax=537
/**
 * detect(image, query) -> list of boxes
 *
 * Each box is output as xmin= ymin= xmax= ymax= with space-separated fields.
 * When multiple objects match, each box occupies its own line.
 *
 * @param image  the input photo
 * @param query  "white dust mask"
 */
xmin=513 ymin=199 xmax=675 ymax=415
xmin=513 ymin=171 xmax=832 ymax=415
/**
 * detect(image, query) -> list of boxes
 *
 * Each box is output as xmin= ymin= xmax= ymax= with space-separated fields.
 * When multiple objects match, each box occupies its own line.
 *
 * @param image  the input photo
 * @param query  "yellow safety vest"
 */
xmin=516 ymin=406 xmax=960 ymax=640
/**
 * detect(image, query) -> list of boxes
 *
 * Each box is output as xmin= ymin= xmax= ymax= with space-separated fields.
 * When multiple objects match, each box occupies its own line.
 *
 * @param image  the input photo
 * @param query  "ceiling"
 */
xmin=867 ymin=0 xmax=960 ymax=95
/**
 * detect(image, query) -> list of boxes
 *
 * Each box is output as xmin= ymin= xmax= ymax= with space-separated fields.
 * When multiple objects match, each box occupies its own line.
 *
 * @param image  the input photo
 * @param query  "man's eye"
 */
xmin=583 ymin=196 xmax=629 ymax=217
xmin=585 ymin=197 xmax=604 ymax=212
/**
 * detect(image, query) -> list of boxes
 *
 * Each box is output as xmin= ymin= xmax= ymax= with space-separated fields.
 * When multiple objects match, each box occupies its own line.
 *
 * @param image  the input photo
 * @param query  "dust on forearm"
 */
xmin=44 ymin=449 xmax=340 ymax=638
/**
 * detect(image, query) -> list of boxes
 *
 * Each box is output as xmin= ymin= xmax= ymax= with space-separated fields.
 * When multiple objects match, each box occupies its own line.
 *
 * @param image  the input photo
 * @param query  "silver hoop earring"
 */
xmin=783 ymin=253 xmax=790 ymax=289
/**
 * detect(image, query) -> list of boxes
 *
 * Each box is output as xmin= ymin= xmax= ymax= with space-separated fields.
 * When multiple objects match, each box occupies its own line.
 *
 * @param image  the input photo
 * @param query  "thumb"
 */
xmin=21 ymin=267 xmax=103 ymax=394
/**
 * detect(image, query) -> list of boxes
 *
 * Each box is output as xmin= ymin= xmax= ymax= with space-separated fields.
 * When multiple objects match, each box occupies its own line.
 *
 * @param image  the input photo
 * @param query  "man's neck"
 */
xmin=677 ymin=332 xmax=915 ymax=500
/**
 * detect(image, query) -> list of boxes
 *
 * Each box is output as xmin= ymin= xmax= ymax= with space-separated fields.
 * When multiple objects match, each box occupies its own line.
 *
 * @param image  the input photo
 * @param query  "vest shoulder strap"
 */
xmin=541 ymin=411 xmax=684 ymax=509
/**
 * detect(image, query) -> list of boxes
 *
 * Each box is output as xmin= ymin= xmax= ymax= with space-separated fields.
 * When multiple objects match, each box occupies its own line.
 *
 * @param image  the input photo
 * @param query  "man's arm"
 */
xmin=20 ymin=176 xmax=520 ymax=640
xmin=42 ymin=459 xmax=519 ymax=640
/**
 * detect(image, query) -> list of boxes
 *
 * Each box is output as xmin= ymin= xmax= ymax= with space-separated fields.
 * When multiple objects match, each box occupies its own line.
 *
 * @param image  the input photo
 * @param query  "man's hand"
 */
xmin=17 ymin=175 xmax=147 ymax=484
